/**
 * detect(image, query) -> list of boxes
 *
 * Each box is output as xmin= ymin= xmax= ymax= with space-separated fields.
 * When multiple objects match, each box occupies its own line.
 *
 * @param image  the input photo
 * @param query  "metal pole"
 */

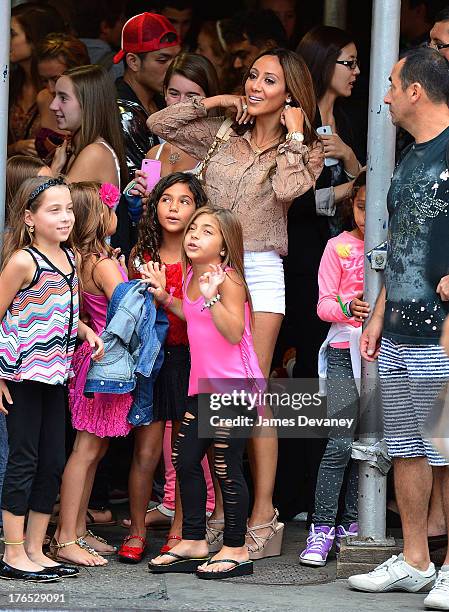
xmin=357 ymin=0 xmax=400 ymax=542
xmin=0 ymin=1 xmax=11 ymax=251
xmin=323 ymin=0 xmax=348 ymax=29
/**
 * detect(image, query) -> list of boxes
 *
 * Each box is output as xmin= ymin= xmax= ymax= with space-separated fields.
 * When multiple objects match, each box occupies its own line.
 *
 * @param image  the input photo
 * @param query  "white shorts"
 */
xmin=244 ymin=251 xmax=285 ymax=315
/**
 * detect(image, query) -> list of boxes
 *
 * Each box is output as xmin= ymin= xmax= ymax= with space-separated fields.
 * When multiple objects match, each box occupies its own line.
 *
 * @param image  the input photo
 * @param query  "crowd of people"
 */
xmin=3 ymin=0 xmax=449 ymax=608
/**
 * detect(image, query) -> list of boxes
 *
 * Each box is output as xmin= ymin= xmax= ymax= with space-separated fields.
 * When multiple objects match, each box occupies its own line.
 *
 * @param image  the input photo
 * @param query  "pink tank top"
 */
xmin=82 ymin=260 xmax=128 ymax=335
xmin=183 ymin=268 xmax=264 ymax=396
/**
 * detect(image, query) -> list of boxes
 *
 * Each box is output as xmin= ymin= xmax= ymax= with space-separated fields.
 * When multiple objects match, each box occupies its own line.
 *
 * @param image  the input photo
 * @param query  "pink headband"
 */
xmin=99 ymin=183 xmax=120 ymax=210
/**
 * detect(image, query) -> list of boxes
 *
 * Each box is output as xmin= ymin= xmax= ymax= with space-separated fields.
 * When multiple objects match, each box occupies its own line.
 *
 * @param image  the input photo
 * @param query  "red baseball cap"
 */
xmin=113 ymin=12 xmax=179 ymax=64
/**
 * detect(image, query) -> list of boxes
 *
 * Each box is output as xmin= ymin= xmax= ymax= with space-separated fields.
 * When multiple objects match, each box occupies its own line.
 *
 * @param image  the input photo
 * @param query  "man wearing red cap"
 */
xmin=115 ymin=12 xmax=180 ymax=172
xmin=113 ymin=13 xmax=180 ymax=254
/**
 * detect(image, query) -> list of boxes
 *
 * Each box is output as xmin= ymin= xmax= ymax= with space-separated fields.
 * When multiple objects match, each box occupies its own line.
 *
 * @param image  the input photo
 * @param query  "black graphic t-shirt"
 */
xmin=384 ymin=126 xmax=449 ymax=344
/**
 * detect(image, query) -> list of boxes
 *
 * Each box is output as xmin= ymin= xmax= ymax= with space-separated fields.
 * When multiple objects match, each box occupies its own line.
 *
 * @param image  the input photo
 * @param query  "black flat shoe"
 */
xmin=43 ymin=563 xmax=79 ymax=578
xmin=0 ymin=560 xmax=61 ymax=582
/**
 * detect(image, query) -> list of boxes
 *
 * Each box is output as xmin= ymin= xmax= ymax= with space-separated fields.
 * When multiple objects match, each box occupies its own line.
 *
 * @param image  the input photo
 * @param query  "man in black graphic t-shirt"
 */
xmin=384 ymin=126 xmax=449 ymax=342
xmin=348 ymin=48 xmax=449 ymax=605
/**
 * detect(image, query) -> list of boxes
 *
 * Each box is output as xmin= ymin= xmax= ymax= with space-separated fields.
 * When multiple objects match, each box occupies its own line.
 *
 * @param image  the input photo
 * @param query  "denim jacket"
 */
xmin=84 ymin=280 xmax=168 ymax=426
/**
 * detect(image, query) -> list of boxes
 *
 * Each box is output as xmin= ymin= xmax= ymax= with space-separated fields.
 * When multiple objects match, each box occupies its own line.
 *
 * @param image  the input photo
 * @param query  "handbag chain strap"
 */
xmin=197 ymin=117 xmax=233 ymax=182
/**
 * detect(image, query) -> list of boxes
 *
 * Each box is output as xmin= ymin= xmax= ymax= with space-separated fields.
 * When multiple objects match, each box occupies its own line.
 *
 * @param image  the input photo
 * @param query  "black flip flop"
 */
xmin=86 ymin=509 xmax=117 ymax=527
xmin=148 ymin=551 xmax=210 ymax=574
xmin=196 ymin=558 xmax=253 ymax=580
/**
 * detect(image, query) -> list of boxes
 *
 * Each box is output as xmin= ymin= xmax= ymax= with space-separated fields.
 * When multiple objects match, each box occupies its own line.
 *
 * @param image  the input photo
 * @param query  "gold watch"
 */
xmin=286 ymin=131 xmax=304 ymax=143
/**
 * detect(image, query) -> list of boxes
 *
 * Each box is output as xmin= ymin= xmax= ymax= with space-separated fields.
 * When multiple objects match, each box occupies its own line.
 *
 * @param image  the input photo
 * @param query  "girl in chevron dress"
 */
xmin=0 ymin=176 xmax=103 ymax=582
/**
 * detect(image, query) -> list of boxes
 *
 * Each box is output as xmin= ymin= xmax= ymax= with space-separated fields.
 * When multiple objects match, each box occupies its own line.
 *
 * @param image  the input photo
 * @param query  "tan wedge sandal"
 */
xmin=246 ymin=509 xmax=284 ymax=560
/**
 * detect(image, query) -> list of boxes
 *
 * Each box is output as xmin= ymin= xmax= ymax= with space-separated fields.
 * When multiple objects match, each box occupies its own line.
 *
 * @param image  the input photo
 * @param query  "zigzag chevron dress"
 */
xmin=0 ymin=247 xmax=79 ymax=385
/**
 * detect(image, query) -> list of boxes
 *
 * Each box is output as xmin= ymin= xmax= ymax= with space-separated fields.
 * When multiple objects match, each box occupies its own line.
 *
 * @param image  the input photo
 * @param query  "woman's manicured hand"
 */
xmin=281 ymin=105 xmax=305 ymax=133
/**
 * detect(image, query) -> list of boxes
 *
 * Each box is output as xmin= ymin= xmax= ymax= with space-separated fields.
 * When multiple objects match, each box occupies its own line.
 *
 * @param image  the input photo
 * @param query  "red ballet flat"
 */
xmin=160 ymin=534 xmax=182 ymax=554
xmin=117 ymin=535 xmax=146 ymax=564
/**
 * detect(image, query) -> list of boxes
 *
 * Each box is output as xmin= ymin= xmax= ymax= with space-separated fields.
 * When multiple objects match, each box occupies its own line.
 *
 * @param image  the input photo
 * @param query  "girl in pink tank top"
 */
xmin=119 ymin=173 xmax=214 ymax=564
xmin=142 ymin=206 xmax=263 ymax=580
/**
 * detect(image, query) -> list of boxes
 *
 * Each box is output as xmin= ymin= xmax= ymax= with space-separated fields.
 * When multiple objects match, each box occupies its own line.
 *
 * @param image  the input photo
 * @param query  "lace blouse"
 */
xmin=148 ymin=98 xmax=324 ymax=255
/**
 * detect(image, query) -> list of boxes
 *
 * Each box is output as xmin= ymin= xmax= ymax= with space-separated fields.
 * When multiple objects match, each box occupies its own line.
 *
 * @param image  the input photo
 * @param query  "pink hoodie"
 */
xmin=317 ymin=231 xmax=364 ymax=348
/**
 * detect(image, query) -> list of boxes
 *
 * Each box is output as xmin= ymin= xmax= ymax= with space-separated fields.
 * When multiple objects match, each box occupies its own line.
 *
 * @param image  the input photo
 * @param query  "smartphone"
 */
xmin=316 ymin=125 xmax=339 ymax=167
xmin=48 ymin=133 xmax=65 ymax=147
xmin=141 ymin=158 xmax=162 ymax=191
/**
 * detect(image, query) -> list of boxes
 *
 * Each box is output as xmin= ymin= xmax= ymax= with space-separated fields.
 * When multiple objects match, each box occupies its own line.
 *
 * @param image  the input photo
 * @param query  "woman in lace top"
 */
xmin=148 ymin=48 xmax=323 ymax=559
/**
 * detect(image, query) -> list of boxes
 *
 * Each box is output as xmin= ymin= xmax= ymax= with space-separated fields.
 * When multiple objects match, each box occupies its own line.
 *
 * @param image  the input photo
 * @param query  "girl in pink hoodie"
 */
xmin=300 ymin=171 xmax=369 ymax=568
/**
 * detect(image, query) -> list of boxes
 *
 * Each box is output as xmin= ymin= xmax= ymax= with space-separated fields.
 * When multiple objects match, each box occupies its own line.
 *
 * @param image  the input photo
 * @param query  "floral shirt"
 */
xmin=317 ymin=231 xmax=364 ymax=327
xmin=148 ymin=98 xmax=324 ymax=255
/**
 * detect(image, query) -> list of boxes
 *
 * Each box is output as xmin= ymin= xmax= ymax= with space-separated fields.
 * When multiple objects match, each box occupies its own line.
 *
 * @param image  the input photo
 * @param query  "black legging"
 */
xmin=173 ymin=397 xmax=249 ymax=547
xmin=2 ymin=380 xmax=66 ymax=516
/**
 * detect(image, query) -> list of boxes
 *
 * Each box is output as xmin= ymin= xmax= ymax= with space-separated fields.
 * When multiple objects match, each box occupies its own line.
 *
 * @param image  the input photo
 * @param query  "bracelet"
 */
xmin=124 ymin=180 xmax=137 ymax=196
xmin=162 ymin=286 xmax=175 ymax=308
xmin=344 ymin=162 xmax=362 ymax=181
xmin=336 ymin=294 xmax=352 ymax=318
xmin=344 ymin=301 xmax=353 ymax=318
xmin=285 ymin=131 xmax=304 ymax=143
xmin=201 ymin=293 xmax=221 ymax=312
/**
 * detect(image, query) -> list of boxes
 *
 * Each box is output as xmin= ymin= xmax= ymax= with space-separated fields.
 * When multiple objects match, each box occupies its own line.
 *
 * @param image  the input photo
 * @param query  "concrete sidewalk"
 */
xmin=0 ymin=522 xmax=434 ymax=611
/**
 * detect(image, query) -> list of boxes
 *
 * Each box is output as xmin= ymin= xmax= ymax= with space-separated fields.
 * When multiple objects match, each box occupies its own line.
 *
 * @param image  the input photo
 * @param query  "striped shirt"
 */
xmin=0 ymin=247 xmax=79 ymax=385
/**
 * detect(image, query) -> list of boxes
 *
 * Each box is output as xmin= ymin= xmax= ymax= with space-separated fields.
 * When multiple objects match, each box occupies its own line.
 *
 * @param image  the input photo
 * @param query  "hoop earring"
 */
xmin=26 ymin=224 xmax=34 ymax=237
xmin=286 ymin=96 xmax=292 ymax=104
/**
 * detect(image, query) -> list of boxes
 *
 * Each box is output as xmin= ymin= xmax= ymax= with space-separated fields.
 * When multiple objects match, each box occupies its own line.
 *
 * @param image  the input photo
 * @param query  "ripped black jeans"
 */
xmin=173 ymin=396 xmax=249 ymax=547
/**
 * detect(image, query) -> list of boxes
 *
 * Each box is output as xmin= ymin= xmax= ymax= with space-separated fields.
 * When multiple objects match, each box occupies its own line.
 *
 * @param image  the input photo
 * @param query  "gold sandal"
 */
xmin=81 ymin=530 xmax=117 ymax=555
xmin=49 ymin=536 xmax=101 ymax=566
xmin=246 ymin=509 xmax=284 ymax=560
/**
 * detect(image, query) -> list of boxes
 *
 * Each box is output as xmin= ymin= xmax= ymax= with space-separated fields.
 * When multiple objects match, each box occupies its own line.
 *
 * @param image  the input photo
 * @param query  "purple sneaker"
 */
xmin=335 ymin=522 xmax=358 ymax=553
xmin=299 ymin=524 xmax=335 ymax=567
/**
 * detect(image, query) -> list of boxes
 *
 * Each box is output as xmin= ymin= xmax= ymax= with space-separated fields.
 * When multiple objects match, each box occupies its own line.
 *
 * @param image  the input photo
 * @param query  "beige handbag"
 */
xmin=196 ymin=117 xmax=233 ymax=183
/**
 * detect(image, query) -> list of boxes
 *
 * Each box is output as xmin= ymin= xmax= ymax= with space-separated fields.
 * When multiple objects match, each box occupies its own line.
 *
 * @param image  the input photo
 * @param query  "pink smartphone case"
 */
xmin=141 ymin=159 xmax=162 ymax=190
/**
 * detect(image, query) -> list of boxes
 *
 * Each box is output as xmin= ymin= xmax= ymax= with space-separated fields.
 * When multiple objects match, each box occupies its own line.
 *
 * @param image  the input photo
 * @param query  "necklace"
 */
xmin=250 ymin=133 xmax=282 ymax=155
xmin=168 ymin=144 xmax=181 ymax=165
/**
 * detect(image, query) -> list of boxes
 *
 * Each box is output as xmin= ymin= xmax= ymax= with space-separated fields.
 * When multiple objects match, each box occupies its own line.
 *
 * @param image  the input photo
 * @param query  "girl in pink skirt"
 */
xmin=51 ymin=182 xmax=131 ymax=567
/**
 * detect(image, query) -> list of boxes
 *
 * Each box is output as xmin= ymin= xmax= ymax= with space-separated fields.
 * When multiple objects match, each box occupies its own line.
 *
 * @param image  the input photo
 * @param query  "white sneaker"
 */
xmin=424 ymin=566 xmax=449 ymax=610
xmin=348 ymin=554 xmax=436 ymax=593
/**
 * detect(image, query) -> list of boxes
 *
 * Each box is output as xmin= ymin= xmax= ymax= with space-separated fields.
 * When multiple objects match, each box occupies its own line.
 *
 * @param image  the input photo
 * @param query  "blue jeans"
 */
xmin=0 ymin=413 xmax=9 ymax=526
xmin=313 ymin=347 xmax=359 ymax=527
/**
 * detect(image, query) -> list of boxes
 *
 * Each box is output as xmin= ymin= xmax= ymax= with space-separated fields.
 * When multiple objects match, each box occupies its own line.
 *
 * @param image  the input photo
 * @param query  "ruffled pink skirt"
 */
xmin=68 ymin=342 xmax=132 ymax=438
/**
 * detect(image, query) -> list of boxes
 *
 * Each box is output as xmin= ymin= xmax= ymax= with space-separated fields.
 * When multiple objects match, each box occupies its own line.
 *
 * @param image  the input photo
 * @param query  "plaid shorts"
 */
xmin=378 ymin=336 xmax=449 ymax=466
